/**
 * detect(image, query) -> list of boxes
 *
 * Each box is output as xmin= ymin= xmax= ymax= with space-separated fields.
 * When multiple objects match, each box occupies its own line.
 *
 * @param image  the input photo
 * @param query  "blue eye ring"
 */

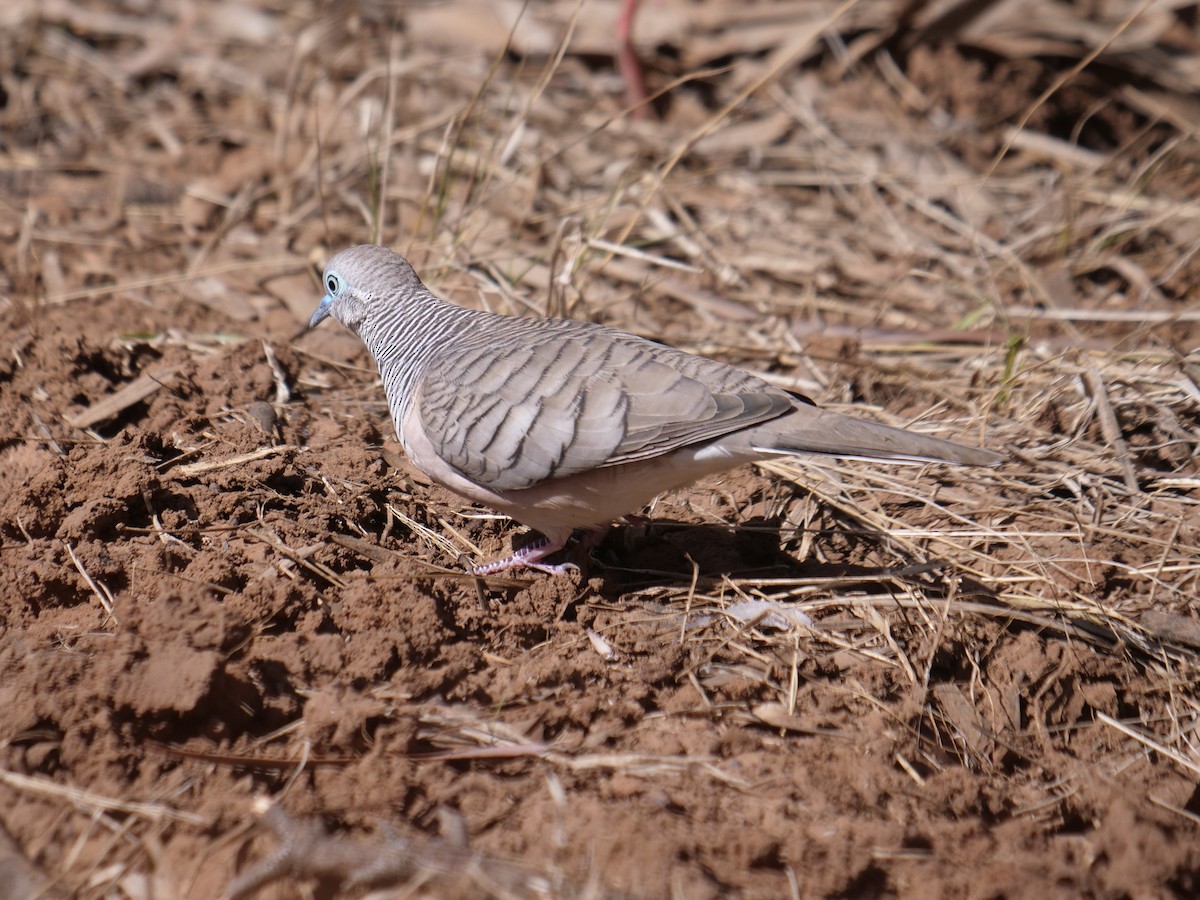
xmin=325 ymin=273 xmax=340 ymax=294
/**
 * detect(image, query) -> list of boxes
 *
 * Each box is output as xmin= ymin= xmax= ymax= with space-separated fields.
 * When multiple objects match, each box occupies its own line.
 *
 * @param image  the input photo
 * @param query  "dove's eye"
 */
xmin=325 ymin=273 xmax=340 ymax=294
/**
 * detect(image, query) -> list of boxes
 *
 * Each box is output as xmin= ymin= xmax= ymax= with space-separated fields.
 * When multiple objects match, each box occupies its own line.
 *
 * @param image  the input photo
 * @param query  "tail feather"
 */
xmin=754 ymin=407 xmax=1003 ymax=467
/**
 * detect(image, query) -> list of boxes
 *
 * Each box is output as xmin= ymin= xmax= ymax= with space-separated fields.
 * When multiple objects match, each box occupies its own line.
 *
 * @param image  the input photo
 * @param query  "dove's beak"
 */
xmin=309 ymin=294 xmax=333 ymax=328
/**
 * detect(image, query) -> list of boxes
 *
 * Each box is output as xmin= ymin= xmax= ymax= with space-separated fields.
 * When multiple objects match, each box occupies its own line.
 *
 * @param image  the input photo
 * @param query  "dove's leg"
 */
xmin=472 ymin=527 xmax=610 ymax=576
xmin=472 ymin=533 xmax=573 ymax=576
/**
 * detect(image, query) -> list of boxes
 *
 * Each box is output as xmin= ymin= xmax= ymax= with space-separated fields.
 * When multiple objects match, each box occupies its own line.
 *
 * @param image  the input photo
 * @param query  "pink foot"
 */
xmin=471 ymin=528 xmax=610 ymax=576
xmin=472 ymin=533 xmax=575 ymax=576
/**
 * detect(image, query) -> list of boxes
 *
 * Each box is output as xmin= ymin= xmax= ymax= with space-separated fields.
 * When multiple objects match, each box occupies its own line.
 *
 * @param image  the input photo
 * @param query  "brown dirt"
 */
xmin=2 ymin=2 xmax=1200 ymax=898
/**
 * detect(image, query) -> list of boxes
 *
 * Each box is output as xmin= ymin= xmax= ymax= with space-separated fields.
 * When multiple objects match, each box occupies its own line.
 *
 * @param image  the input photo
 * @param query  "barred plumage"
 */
xmin=310 ymin=244 xmax=1002 ymax=574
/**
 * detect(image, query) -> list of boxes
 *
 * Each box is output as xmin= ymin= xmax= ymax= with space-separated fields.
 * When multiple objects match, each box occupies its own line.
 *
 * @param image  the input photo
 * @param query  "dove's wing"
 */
xmin=415 ymin=320 xmax=794 ymax=492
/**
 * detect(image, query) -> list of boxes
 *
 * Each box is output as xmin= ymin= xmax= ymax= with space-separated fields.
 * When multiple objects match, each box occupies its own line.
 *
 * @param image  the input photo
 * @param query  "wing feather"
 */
xmin=417 ymin=320 xmax=793 ymax=491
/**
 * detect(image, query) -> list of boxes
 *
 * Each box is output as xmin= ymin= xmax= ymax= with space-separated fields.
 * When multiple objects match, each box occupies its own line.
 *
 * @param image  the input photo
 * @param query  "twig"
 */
xmin=63 ymin=540 xmax=117 ymax=623
xmin=1097 ymin=712 xmax=1200 ymax=779
xmin=66 ymin=366 xmax=179 ymax=430
xmin=173 ymin=445 xmax=296 ymax=478
xmin=0 ymin=768 xmax=206 ymax=826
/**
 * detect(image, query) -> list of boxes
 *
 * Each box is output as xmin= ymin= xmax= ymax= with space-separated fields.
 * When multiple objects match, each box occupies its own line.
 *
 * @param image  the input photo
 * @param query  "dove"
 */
xmin=309 ymin=244 xmax=1001 ymax=575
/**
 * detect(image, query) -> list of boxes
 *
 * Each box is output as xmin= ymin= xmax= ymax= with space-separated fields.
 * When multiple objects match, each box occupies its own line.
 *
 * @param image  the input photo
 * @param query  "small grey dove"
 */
xmin=310 ymin=244 xmax=1002 ymax=575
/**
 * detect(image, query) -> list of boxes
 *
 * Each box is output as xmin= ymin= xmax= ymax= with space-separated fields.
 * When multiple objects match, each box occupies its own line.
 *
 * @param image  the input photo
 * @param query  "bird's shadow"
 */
xmin=541 ymin=516 xmax=998 ymax=603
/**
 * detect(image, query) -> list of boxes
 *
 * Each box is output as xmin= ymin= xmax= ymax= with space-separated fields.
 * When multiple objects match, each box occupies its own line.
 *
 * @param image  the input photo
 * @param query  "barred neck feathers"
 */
xmin=364 ymin=289 xmax=478 ymax=432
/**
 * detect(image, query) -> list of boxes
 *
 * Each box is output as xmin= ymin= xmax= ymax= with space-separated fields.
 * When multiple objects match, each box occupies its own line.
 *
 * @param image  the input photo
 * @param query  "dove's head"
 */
xmin=309 ymin=244 xmax=426 ymax=334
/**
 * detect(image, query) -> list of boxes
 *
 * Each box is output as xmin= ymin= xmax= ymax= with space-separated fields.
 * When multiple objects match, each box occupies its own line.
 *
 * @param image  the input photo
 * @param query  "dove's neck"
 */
xmin=361 ymin=287 xmax=480 ymax=439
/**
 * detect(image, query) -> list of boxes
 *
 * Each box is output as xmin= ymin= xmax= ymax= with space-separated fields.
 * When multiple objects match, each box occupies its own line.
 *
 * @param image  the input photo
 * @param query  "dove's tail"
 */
xmin=752 ymin=405 xmax=1003 ymax=467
